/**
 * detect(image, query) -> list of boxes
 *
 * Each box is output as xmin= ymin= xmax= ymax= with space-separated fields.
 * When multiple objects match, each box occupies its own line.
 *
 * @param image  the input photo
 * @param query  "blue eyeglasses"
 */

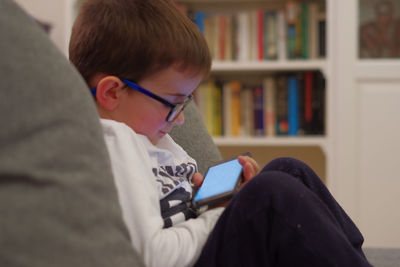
xmin=91 ymin=78 xmax=193 ymax=122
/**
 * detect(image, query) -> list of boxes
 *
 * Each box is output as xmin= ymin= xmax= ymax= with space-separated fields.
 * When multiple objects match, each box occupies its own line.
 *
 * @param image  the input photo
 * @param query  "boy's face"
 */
xmin=113 ymin=66 xmax=204 ymax=145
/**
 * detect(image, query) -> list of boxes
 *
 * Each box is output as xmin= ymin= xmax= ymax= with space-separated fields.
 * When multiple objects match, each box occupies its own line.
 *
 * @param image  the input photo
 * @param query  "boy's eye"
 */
xmin=165 ymin=95 xmax=185 ymax=104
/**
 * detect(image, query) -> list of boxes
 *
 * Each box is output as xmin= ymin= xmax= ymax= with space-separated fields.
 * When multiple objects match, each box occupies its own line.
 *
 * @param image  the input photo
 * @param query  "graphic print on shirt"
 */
xmin=153 ymin=162 xmax=197 ymax=227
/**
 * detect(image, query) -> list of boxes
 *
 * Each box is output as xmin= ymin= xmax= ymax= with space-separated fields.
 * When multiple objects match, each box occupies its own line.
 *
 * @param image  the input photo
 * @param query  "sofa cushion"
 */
xmin=364 ymin=247 xmax=400 ymax=267
xmin=0 ymin=0 xmax=142 ymax=266
xmin=170 ymin=102 xmax=222 ymax=174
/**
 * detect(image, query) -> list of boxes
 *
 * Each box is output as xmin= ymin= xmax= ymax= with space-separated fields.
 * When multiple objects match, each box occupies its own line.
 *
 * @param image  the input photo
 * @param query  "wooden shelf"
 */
xmin=213 ymin=136 xmax=327 ymax=147
xmin=212 ymin=60 xmax=327 ymax=72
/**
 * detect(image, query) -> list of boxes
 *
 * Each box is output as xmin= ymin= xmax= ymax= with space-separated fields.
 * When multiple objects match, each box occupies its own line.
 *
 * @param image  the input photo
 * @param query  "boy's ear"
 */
xmin=95 ymin=76 xmax=125 ymax=110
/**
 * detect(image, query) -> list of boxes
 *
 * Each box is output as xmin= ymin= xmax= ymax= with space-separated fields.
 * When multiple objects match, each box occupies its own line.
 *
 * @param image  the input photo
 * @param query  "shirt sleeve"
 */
xmin=101 ymin=120 xmax=224 ymax=267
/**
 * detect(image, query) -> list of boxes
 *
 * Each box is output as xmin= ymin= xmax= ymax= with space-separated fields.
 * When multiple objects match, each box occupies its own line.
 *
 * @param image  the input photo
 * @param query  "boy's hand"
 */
xmin=238 ymin=155 xmax=260 ymax=187
xmin=192 ymin=155 xmax=260 ymax=209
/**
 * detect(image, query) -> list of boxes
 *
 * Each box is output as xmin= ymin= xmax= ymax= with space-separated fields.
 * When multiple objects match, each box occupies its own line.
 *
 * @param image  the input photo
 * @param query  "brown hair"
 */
xmin=69 ymin=0 xmax=211 ymax=86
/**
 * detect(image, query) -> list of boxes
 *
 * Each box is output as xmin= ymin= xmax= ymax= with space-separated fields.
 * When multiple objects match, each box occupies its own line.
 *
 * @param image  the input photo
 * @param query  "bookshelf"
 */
xmin=212 ymin=60 xmax=327 ymax=72
xmin=177 ymin=0 xmax=331 ymax=182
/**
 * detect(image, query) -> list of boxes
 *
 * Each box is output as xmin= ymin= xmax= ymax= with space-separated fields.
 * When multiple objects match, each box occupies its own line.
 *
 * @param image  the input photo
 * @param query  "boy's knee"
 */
xmin=263 ymin=157 xmax=306 ymax=172
xmin=239 ymin=171 xmax=302 ymax=201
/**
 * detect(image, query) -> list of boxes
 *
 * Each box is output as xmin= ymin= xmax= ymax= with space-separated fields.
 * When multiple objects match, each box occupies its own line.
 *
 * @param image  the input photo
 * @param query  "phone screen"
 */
xmin=193 ymin=158 xmax=242 ymax=203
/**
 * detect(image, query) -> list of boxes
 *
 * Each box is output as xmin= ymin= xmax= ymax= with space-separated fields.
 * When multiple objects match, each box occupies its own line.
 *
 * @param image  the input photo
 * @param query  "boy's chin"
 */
xmin=149 ymin=133 xmax=165 ymax=145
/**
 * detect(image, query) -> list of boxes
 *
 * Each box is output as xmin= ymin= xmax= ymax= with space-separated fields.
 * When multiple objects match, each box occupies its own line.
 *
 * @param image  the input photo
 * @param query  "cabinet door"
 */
xmin=333 ymin=0 xmax=400 ymax=247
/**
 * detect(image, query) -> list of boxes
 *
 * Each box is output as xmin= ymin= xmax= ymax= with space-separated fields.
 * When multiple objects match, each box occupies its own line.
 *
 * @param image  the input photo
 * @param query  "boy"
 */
xmin=69 ymin=0 xmax=372 ymax=266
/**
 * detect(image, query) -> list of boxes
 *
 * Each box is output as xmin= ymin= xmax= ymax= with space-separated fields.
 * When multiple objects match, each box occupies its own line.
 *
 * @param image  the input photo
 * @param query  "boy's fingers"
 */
xmin=238 ymin=155 xmax=260 ymax=180
xmin=192 ymin=172 xmax=204 ymax=189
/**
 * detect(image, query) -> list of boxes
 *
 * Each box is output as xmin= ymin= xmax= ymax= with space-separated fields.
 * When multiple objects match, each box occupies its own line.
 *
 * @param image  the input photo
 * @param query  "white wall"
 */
xmin=14 ymin=0 xmax=69 ymax=55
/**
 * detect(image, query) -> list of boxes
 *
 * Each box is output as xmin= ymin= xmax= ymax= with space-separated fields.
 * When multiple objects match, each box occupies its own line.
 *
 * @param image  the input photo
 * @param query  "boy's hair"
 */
xmin=69 ymin=0 xmax=211 ymax=85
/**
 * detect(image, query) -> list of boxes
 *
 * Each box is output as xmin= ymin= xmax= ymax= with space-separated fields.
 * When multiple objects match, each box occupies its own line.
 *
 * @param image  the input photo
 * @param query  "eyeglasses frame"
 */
xmin=91 ymin=78 xmax=193 ymax=122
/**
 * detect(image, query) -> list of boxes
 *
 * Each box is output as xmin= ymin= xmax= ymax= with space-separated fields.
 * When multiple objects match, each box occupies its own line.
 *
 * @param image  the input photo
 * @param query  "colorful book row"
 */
xmin=178 ymin=1 xmax=326 ymax=61
xmin=194 ymin=71 xmax=325 ymax=137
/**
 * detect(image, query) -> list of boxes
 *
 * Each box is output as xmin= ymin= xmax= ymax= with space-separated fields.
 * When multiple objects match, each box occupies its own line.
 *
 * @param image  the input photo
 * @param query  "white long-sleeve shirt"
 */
xmin=101 ymin=119 xmax=224 ymax=267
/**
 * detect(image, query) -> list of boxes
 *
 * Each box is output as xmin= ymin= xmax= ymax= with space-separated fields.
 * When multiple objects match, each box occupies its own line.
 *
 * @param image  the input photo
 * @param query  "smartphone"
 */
xmin=192 ymin=153 xmax=249 ymax=209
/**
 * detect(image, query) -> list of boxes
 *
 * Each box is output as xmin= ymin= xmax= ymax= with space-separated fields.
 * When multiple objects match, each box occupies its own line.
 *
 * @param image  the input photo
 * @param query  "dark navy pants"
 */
xmin=195 ymin=157 xmax=372 ymax=267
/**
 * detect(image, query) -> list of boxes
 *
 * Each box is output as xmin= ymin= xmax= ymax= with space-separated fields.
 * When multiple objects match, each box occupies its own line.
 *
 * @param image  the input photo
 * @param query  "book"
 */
xmin=253 ymin=85 xmax=264 ymax=136
xmin=231 ymin=82 xmax=242 ymax=136
xmin=263 ymin=76 xmax=276 ymax=136
xmin=222 ymin=82 xmax=233 ymax=136
xmin=275 ymin=74 xmax=289 ymax=135
xmin=194 ymin=11 xmax=205 ymax=34
xmin=249 ymin=10 xmax=258 ymax=61
xmin=212 ymin=15 xmax=220 ymax=60
xmin=257 ymin=9 xmax=265 ymax=60
xmin=265 ymin=11 xmax=278 ymax=60
xmin=318 ymin=12 xmax=326 ymax=58
xmin=300 ymin=3 xmax=309 ymax=59
xmin=225 ymin=14 xmax=234 ymax=61
xmin=296 ymin=72 xmax=305 ymax=135
xmin=213 ymin=81 xmax=223 ymax=136
xmin=203 ymin=15 xmax=215 ymax=59
xmin=303 ymin=71 xmax=314 ymax=134
xmin=277 ymin=10 xmax=287 ymax=61
xmin=308 ymin=3 xmax=319 ymax=59
xmin=218 ymin=15 xmax=227 ymax=60
xmin=236 ymin=11 xmax=250 ymax=61
xmin=287 ymin=75 xmax=299 ymax=136
xmin=286 ymin=1 xmax=299 ymax=59
xmin=205 ymin=80 xmax=216 ymax=135
xmin=311 ymin=71 xmax=325 ymax=134
xmin=294 ymin=4 xmax=303 ymax=58
xmin=241 ymin=86 xmax=254 ymax=136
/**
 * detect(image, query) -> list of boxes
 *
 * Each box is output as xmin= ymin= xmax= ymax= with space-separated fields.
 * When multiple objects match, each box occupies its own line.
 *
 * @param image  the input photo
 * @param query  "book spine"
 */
xmin=257 ymin=9 xmax=264 ymax=60
xmin=267 ymin=12 xmax=278 ymax=60
xmin=231 ymin=82 xmax=242 ymax=136
xmin=236 ymin=11 xmax=250 ymax=61
xmin=194 ymin=11 xmax=205 ymax=34
xmin=294 ymin=5 xmax=303 ymax=58
xmin=253 ymin=85 xmax=264 ymax=136
xmin=277 ymin=10 xmax=287 ymax=61
xmin=225 ymin=15 xmax=234 ymax=61
xmin=263 ymin=76 xmax=276 ymax=136
xmin=241 ymin=87 xmax=254 ymax=136
xmin=219 ymin=15 xmax=227 ymax=61
xmin=304 ymin=71 xmax=313 ymax=134
xmin=308 ymin=3 xmax=318 ymax=59
xmin=288 ymin=75 xmax=299 ymax=136
xmin=222 ymin=82 xmax=232 ymax=136
xmin=205 ymin=80 xmax=215 ymax=135
xmin=301 ymin=3 xmax=309 ymax=59
xmin=297 ymin=73 xmax=305 ymax=135
xmin=275 ymin=75 xmax=288 ymax=135
xmin=312 ymin=71 xmax=325 ymax=134
xmin=249 ymin=10 xmax=258 ymax=61
xmin=213 ymin=15 xmax=220 ymax=60
xmin=286 ymin=1 xmax=298 ymax=59
xmin=318 ymin=12 xmax=326 ymax=58
xmin=193 ymin=82 xmax=208 ymax=126
xmin=203 ymin=16 xmax=214 ymax=59
xmin=213 ymin=81 xmax=223 ymax=136
xmin=263 ymin=12 xmax=269 ymax=60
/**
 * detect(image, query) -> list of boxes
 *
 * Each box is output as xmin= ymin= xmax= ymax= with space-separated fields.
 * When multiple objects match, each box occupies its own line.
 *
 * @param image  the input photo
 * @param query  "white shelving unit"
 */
xmin=212 ymin=59 xmax=328 ymax=72
xmin=213 ymin=136 xmax=327 ymax=150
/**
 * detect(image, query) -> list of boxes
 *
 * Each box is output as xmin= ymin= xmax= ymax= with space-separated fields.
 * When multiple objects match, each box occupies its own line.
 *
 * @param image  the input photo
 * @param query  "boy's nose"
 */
xmin=172 ymin=111 xmax=185 ymax=125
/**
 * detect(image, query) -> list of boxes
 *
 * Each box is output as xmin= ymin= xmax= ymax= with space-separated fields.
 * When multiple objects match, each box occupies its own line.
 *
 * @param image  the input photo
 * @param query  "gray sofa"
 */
xmin=0 ymin=0 xmax=399 ymax=266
